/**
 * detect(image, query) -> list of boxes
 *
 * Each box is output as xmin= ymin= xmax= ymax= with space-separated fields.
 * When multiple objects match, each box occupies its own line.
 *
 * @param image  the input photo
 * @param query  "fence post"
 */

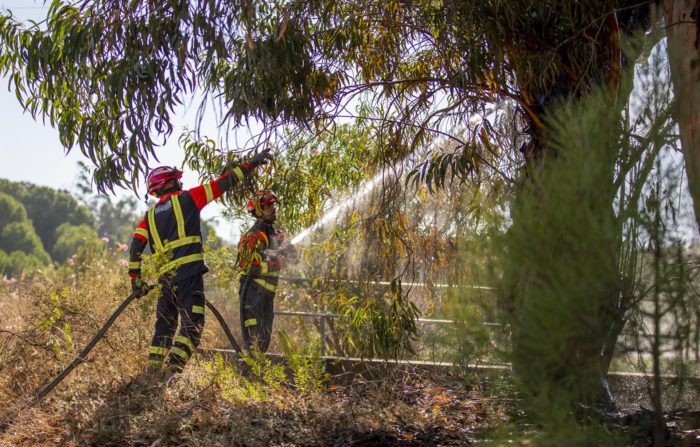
xmin=320 ymin=300 xmax=326 ymax=356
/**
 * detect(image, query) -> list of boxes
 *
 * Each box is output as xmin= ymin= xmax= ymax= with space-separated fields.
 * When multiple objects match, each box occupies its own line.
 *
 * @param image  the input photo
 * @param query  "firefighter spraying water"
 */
xmin=237 ymin=190 xmax=298 ymax=353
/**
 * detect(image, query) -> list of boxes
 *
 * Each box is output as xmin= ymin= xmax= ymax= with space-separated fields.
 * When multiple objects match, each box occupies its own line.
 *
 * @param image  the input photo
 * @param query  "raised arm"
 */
xmin=188 ymin=150 xmax=273 ymax=210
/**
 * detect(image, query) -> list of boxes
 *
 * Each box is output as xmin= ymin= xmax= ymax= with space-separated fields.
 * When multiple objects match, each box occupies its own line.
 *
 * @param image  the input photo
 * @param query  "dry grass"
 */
xmin=0 ymin=260 xmax=503 ymax=446
xmin=0 ymin=365 xmax=499 ymax=446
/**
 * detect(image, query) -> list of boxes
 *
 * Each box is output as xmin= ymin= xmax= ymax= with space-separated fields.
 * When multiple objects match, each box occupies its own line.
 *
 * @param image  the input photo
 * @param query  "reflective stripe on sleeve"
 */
xmin=135 ymin=228 xmax=148 ymax=239
xmin=204 ymin=183 xmax=214 ymax=203
xmin=244 ymin=318 xmax=257 ymax=327
xmin=129 ymin=261 xmax=142 ymax=270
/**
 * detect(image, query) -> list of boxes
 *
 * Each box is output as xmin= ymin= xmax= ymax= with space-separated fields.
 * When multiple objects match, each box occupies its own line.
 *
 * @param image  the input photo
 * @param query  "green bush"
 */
xmin=0 ymin=249 xmax=48 ymax=277
xmin=52 ymin=223 xmax=100 ymax=262
xmin=0 ymin=192 xmax=51 ymax=276
xmin=0 ymin=178 xmax=95 ymax=260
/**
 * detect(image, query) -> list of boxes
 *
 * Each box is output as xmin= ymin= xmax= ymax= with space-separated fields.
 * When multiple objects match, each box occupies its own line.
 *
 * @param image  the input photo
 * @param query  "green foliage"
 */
xmin=180 ymin=131 xmax=260 ymax=213
xmin=0 ymin=249 xmax=47 ymax=278
xmin=1 ymin=4 xmax=693 ymax=444
xmin=0 ymin=189 xmax=27 ymax=227
xmin=52 ymin=222 xmax=99 ymax=262
xmin=278 ymin=330 xmax=329 ymax=395
xmin=0 ymin=191 xmax=51 ymax=276
xmin=0 ymin=221 xmax=49 ymax=260
xmin=200 ymin=220 xmax=223 ymax=250
xmin=0 ymin=0 xmax=651 ymax=192
xmin=207 ymin=351 xmax=289 ymax=403
xmin=496 ymin=46 xmax=699 ymax=442
xmin=37 ymin=288 xmax=67 ymax=332
xmin=503 ymin=91 xmax=623 ymax=411
xmin=272 ymin=125 xmax=375 ymax=235
xmin=0 ymin=178 xmax=95 ymax=261
xmin=36 ymin=288 xmax=77 ymax=360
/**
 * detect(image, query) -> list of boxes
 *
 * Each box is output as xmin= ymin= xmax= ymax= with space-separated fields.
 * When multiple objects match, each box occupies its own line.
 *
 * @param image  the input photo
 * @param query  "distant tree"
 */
xmin=663 ymin=0 xmax=700 ymax=230
xmin=0 ymin=179 xmax=95 ymax=260
xmin=0 ymin=249 xmax=47 ymax=277
xmin=0 ymin=192 xmax=51 ymax=276
xmin=0 ymin=189 xmax=28 ymax=228
xmin=200 ymin=219 xmax=223 ymax=250
xmin=52 ymin=222 xmax=99 ymax=262
xmin=1 ymin=221 xmax=50 ymax=260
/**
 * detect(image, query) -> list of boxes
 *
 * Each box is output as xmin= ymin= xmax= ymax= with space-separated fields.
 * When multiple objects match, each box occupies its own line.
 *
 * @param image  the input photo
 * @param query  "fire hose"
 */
xmin=33 ymin=285 xmax=242 ymax=402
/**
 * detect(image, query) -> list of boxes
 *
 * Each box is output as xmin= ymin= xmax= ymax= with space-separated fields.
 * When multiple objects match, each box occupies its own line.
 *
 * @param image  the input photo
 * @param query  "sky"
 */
xmin=0 ymin=1 xmax=249 ymax=243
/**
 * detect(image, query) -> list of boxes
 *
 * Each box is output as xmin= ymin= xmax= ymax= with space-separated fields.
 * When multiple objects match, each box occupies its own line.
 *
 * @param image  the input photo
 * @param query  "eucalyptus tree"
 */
xmin=0 ymin=0 xmax=695 ymax=426
xmin=663 ymin=0 xmax=700 ymax=230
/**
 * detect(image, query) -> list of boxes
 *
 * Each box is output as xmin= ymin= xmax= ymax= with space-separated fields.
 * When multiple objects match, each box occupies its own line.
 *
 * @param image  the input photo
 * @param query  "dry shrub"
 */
xmin=0 ymin=255 xmax=501 ymax=446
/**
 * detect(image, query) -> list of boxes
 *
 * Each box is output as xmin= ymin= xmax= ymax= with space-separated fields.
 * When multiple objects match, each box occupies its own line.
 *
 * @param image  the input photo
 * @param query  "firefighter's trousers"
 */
xmin=239 ymin=277 xmax=275 ymax=353
xmin=148 ymin=274 xmax=206 ymax=372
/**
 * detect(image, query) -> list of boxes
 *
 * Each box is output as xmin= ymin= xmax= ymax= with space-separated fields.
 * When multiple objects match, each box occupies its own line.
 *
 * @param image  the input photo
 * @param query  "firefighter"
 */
xmin=128 ymin=150 xmax=273 ymax=376
xmin=237 ymin=190 xmax=297 ymax=353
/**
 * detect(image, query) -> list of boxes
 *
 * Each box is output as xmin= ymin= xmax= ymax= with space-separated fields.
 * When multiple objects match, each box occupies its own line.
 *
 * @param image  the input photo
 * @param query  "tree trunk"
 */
xmin=664 ymin=0 xmax=700 ymax=232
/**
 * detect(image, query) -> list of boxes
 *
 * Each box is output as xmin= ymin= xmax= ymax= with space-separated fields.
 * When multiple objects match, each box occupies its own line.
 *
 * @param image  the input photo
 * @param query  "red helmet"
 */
xmin=147 ymin=166 xmax=183 ymax=195
xmin=246 ymin=190 xmax=278 ymax=215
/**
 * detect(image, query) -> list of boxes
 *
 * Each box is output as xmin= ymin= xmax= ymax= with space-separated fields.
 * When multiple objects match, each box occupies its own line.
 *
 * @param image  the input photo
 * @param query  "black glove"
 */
xmin=131 ymin=277 xmax=150 ymax=297
xmin=248 ymin=149 xmax=273 ymax=168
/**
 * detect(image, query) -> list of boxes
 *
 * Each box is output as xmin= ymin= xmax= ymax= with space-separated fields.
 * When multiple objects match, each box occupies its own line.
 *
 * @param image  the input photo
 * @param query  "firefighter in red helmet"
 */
xmin=237 ymin=189 xmax=297 ymax=353
xmin=128 ymin=150 xmax=273 ymax=378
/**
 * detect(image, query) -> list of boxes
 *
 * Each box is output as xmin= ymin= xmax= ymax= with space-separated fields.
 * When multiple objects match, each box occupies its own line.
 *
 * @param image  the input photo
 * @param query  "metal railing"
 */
xmin=273 ymin=309 xmax=503 ymax=356
xmin=272 ymin=276 xmax=501 ymax=356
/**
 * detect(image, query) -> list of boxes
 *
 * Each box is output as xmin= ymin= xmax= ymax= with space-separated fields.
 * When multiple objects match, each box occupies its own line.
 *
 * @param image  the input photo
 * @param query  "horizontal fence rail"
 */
xmin=278 ymin=275 xmax=497 ymax=291
xmin=265 ymin=276 xmax=699 ymax=365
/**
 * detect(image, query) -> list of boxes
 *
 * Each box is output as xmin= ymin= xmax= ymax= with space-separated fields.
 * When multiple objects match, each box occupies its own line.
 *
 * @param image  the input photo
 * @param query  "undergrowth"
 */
xmin=0 ymin=248 xmax=500 ymax=446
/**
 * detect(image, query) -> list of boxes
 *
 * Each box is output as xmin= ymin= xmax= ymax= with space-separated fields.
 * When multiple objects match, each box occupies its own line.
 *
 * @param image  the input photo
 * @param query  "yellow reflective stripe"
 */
xmin=253 ymin=278 xmax=277 ymax=292
xmin=128 ymin=261 xmax=142 ymax=269
xmin=244 ymin=318 xmax=257 ymax=327
xmin=171 ymin=196 xmax=186 ymax=239
xmin=170 ymin=346 xmax=189 ymax=360
xmin=163 ymin=253 xmax=204 ymax=272
xmin=232 ymin=166 xmax=244 ymax=181
xmin=192 ymin=305 xmax=205 ymax=315
xmin=149 ymin=346 xmax=167 ymax=356
xmin=204 ymin=183 xmax=214 ymax=203
xmin=260 ymin=262 xmax=269 ymax=274
xmin=165 ymin=236 xmax=201 ymax=250
xmin=147 ymin=207 xmax=164 ymax=251
xmin=174 ymin=335 xmax=194 ymax=351
xmin=148 ymin=359 xmax=162 ymax=365
xmin=135 ymin=228 xmax=148 ymax=239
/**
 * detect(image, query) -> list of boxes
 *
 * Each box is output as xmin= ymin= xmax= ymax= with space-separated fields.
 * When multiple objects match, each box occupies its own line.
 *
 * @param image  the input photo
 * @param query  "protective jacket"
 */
xmin=237 ymin=219 xmax=287 ymax=292
xmin=129 ymin=164 xmax=251 ymax=281
xmin=237 ymin=219 xmax=295 ymax=352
